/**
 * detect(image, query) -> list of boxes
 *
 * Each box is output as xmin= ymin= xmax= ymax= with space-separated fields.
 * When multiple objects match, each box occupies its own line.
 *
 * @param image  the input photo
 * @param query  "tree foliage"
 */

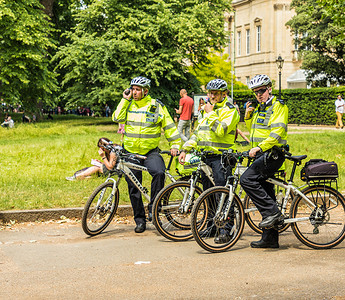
xmin=286 ymin=0 xmax=345 ymax=86
xmin=54 ymin=0 xmax=232 ymax=109
xmin=318 ymin=0 xmax=345 ymax=46
xmin=188 ymin=52 xmax=249 ymax=91
xmin=0 ymin=0 xmax=57 ymax=112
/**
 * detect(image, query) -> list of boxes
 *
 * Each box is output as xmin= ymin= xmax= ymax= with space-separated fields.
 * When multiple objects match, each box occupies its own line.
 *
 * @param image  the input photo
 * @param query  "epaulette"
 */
xmin=226 ymin=102 xmax=235 ymax=109
xmin=276 ymin=98 xmax=285 ymax=105
xmin=156 ymin=99 xmax=165 ymax=107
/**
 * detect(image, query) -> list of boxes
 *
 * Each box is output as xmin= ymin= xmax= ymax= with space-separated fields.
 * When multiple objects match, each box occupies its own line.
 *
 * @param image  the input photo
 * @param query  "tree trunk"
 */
xmin=40 ymin=0 xmax=55 ymax=17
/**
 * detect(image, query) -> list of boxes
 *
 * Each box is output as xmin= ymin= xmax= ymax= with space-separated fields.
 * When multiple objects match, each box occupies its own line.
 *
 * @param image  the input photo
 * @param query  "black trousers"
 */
xmin=201 ymin=155 xmax=227 ymax=189
xmin=125 ymin=148 xmax=165 ymax=225
xmin=201 ymin=155 xmax=234 ymax=232
xmin=240 ymin=152 xmax=285 ymax=219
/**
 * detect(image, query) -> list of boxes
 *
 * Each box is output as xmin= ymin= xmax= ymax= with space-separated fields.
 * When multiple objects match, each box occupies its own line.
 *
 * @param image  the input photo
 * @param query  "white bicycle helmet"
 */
xmin=130 ymin=76 xmax=151 ymax=88
xmin=249 ymin=75 xmax=272 ymax=90
xmin=206 ymin=79 xmax=228 ymax=91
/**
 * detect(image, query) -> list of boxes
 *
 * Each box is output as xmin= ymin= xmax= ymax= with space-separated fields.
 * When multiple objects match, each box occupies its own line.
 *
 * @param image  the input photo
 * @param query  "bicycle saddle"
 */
xmin=286 ymin=155 xmax=307 ymax=162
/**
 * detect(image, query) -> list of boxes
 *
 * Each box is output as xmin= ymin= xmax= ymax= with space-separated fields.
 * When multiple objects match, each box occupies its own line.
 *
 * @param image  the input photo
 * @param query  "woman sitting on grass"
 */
xmin=66 ymin=137 xmax=117 ymax=181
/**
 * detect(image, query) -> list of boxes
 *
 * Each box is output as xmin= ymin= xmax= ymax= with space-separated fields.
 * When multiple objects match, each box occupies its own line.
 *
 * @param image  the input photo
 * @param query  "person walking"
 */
xmin=335 ymin=94 xmax=345 ymax=129
xmin=105 ymin=104 xmax=111 ymax=117
xmin=179 ymin=79 xmax=240 ymax=243
xmin=240 ymin=74 xmax=288 ymax=249
xmin=112 ymin=76 xmax=181 ymax=233
xmin=175 ymin=89 xmax=194 ymax=142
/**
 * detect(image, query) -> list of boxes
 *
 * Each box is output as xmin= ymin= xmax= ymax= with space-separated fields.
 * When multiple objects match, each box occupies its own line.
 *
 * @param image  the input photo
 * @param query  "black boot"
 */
xmin=250 ymin=228 xmax=279 ymax=248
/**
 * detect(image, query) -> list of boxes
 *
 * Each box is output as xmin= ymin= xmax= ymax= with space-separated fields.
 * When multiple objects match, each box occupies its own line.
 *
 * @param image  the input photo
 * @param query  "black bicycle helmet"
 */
xmin=249 ymin=75 xmax=272 ymax=90
xmin=130 ymin=76 xmax=151 ymax=88
xmin=206 ymin=79 xmax=228 ymax=91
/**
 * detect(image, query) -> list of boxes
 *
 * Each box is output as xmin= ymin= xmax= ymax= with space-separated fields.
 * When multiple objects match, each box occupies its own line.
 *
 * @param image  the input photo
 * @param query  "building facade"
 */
xmin=226 ymin=0 xmax=306 ymax=89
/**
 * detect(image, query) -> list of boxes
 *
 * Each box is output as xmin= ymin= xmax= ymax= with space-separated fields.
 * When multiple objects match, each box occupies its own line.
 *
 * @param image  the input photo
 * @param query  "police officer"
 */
xmin=113 ymin=76 xmax=181 ymax=233
xmin=179 ymin=79 xmax=240 ymax=243
xmin=240 ymin=74 xmax=288 ymax=248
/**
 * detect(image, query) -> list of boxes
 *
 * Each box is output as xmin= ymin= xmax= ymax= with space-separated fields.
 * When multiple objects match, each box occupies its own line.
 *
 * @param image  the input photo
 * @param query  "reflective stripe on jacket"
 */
xmin=245 ymin=96 xmax=288 ymax=152
xmin=112 ymin=95 xmax=181 ymax=155
xmin=183 ymin=97 xmax=240 ymax=154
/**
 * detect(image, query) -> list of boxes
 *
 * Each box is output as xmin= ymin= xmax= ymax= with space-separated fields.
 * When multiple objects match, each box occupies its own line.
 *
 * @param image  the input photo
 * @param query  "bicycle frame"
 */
xmin=267 ymin=177 xmax=333 ymax=224
xmin=213 ymin=153 xmax=246 ymax=224
xmin=102 ymin=150 xmax=184 ymax=204
xmin=178 ymin=160 xmax=214 ymax=214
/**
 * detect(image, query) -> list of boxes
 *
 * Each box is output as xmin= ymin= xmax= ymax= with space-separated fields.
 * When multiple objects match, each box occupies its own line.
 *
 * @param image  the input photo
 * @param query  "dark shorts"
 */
xmin=102 ymin=164 xmax=110 ymax=176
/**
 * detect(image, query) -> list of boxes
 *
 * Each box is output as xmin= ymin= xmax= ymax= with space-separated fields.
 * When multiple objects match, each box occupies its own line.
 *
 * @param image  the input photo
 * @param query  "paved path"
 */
xmin=1 ymin=220 xmax=345 ymax=299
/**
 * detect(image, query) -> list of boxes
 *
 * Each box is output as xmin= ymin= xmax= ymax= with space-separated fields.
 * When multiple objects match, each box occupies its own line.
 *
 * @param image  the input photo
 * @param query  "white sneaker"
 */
xmin=65 ymin=175 xmax=76 ymax=181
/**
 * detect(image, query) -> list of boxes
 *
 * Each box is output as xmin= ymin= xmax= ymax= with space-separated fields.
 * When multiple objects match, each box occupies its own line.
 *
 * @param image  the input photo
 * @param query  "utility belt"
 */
xmin=257 ymin=145 xmax=289 ymax=167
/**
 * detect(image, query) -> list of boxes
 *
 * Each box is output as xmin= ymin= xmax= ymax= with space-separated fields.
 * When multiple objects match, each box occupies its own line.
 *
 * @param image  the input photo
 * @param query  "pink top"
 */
xmin=117 ymin=123 xmax=125 ymax=134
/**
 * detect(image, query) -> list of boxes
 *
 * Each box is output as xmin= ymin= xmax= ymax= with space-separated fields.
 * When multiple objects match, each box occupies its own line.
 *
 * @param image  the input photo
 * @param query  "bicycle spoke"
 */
xmin=82 ymin=182 xmax=119 ymax=236
xmin=291 ymin=185 xmax=345 ymax=249
xmin=153 ymin=181 xmax=203 ymax=241
xmin=191 ymin=187 xmax=245 ymax=253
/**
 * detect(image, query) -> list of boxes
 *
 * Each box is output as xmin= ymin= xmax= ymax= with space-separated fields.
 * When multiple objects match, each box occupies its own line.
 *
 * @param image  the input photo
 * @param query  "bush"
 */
xmin=233 ymin=86 xmax=345 ymax=124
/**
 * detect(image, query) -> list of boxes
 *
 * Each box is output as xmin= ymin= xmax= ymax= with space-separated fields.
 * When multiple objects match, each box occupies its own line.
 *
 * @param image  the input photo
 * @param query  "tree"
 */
xmin=188 ymin=52 xmax=249 ymax=91
xmin=54 ymin=0 xmax=231 ymax=109
xmin=0 ymin=0 xmax=57 ymax=114
xmin=286 ymin=0 xmax=345 ymax=86
xmin=318 ymin=0 xmax=345 ymax=46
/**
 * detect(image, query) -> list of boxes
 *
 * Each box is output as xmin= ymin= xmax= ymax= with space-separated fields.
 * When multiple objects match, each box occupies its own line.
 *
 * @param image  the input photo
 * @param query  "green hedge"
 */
xmin=233 ymin=87 xmax=345 ymax=125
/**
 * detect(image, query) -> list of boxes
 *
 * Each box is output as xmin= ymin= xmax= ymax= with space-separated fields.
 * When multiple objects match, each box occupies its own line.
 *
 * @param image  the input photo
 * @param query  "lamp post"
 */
xmin=276 ymin=55 xmax=284 ymax=99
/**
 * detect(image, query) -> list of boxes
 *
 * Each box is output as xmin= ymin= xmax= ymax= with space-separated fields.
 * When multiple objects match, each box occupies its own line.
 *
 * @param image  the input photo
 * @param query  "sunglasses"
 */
xmin=209 ymin=91 xmax=222 ymax=96
xmin=253 ymin=87 xmax=268 ymax=96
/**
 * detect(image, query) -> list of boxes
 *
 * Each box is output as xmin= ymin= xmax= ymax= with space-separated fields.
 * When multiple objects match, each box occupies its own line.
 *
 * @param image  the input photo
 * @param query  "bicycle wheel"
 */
xmin=191 ymin=186 xmax=245 ymax=253
xmin=244 ymin=186 xmax=294 ymax=234
xmin=152 ymin=180 xmax=203 ymax=241
xmin=290 ymin=185 xmax=345 ymax=249
xmin=82 ymin=181 xmax=119 ymax=236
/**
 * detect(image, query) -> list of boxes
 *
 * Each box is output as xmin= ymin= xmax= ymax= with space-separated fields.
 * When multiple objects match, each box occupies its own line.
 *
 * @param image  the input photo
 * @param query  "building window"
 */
xmin=294 ymin=31 xmax=299 ymax=50
xmin=246 ymin=29 xmax=250 ymax=55
xmin=303 ymin=32 xmax=310 ymax=50
xmin=246 ymin=76 xmax=250 ymax=86
xmin=237 ymin=31 xmax=241 ymax=56
xmin=256 ymin=25 xmax=261 ymax=52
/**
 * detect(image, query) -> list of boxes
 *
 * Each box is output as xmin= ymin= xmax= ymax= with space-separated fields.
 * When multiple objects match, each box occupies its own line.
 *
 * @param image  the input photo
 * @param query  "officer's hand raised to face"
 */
xmin=245 ymin=102 xmax=255 ymax=119
xmin=123 ymin=89 xmax=132 ymax=100
xmin=204 ymin=102 xmax=214 ymax=113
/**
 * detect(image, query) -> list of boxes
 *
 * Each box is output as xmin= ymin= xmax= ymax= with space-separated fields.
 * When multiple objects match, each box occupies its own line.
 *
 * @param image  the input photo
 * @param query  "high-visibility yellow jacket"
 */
xmin=112 ymin=95 xmax=181 ymax=155
xmin=182 ymin=97 xmax=240 ymax=154
xmin=245 ymin=96 xmax=288 ymax=152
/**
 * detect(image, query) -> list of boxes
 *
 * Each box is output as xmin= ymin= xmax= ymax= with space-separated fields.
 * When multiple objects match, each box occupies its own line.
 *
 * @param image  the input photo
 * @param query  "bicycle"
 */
xmin=152 ymin=149 xmax=293 ymax=242
xmin=191 ymin=151 xmax=345 ymax=252
xmin=152 ymin=150 xmax=215 ymax=241
xmin=224 ymin=151 xmax=293 ymax=235
xmin=81 ymin=144 xmax=191 ymax=236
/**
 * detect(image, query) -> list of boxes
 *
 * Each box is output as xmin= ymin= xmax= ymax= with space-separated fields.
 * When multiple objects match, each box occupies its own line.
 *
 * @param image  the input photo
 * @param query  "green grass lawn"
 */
xmin=1 ymin=115 xmax=345 ymax=210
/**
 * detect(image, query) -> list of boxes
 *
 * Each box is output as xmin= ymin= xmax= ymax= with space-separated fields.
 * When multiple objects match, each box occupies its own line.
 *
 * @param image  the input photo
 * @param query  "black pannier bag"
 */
xmin=301 ymin=159 xmax=339 ymax=181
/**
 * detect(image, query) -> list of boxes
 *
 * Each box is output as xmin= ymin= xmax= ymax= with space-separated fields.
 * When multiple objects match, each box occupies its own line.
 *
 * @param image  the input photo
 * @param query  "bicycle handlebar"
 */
xmin=106 ymin=144 xmax=147 ymax=161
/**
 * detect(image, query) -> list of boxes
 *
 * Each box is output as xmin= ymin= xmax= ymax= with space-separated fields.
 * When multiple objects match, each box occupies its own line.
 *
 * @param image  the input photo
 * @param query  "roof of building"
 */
xmin=287 ymin=70 xmax=307 ymax=83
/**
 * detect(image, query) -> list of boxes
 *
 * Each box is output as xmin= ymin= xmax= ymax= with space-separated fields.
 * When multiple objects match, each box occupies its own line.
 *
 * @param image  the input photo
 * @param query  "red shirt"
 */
xmin=179 ymin=96 xmax=194 ymax=120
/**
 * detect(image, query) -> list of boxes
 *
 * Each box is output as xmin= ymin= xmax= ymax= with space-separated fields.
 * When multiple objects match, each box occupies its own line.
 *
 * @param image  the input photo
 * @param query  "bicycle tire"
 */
xmin=191 ymin=186 xmax=245 ymax=253
xmin=152 ymin=180 xmax=203 ymax=241
xmin=290 ymin=185 xmax=345 ymax=249
xmin=243 ymin=186 xmax=294 ymax=234
xmin=82 ymin=181 xmax=119 ymax=236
